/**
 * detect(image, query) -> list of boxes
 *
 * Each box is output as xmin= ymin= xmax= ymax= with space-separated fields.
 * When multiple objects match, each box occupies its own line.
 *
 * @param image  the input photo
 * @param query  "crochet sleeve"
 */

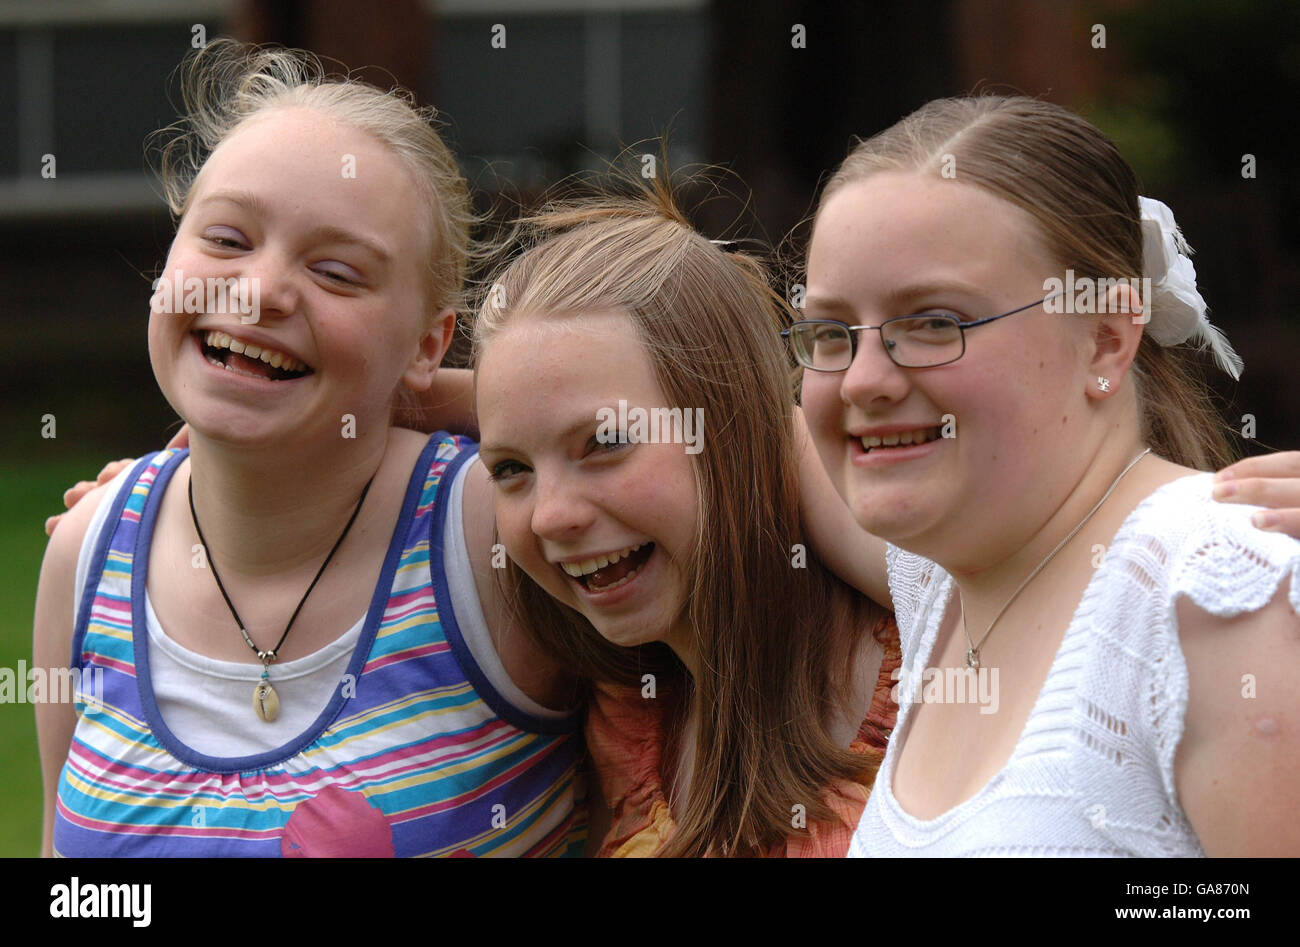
xmin=1079 ymin=475 xmax=1300 ymax=854
xmin=1148 ymin=482 xmax=1300 ymax=807
xmin=884 ymin=542 xmax=941 ymax=655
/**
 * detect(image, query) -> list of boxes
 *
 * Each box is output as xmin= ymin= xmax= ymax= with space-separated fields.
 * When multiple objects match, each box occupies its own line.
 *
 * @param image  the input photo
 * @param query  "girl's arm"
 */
xmin=1175 ymin=587 xmax=1300 ymax=855
xmin=33 ymin=481 xmax=112 ymax=855
xmin=396 ymin=368 xmax=477 ymax=438
xmin=795 ymin=407 xmax=893 ymax=610
xmin=1213 ymin=451 xmax=1300 ymax=535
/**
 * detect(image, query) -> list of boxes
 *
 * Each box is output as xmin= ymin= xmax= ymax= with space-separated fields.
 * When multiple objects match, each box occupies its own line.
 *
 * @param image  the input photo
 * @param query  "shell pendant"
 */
xmin=254 ymin=674 xmax=280 ymax=723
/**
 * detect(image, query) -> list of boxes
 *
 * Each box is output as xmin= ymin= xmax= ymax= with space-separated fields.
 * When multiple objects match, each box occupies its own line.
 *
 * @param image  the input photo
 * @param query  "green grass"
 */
xmin=0 ymin=454 xmax=107 ymax=857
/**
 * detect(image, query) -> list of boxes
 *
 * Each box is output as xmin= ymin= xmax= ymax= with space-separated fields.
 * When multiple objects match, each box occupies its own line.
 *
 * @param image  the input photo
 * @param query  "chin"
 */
xmin=846 ymin=482 xmax=925 ymax=542
xmin=585 ymin=614 xmax=672 ymax=651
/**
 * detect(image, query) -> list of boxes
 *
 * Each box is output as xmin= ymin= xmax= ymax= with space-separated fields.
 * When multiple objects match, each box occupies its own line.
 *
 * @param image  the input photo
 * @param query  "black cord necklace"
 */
xmin=187 ymin=472 xmax=376 ymax=723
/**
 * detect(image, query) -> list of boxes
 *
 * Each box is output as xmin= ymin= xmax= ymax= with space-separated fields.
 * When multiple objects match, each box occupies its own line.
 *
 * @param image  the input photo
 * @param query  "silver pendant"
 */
xmin=965 ymin=648 xmax=980 ymax=670
xmin=254 ymin=680 xmax=280 ymax=723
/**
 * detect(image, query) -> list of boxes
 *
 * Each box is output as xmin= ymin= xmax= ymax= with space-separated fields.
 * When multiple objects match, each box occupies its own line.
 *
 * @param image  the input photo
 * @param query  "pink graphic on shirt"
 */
xmin=281 ymin=785 xmax=396 ymax=858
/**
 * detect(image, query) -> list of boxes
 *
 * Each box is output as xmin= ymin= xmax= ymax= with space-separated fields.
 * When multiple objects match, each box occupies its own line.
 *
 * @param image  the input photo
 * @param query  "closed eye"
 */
xmin=313 ymin=263 xmax=364 ymax=286
xmin=202 ymin=227 xmax=249 ymax=250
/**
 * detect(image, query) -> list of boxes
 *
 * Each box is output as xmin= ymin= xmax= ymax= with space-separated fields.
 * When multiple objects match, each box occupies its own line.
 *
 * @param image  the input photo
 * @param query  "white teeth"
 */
xmin=560 ymin=542 xmax=646 ymax=578
xmin=861 ymin=427 xmax=939 ymax=452
xmin=202 ymin=330 xmax=308 ymax=374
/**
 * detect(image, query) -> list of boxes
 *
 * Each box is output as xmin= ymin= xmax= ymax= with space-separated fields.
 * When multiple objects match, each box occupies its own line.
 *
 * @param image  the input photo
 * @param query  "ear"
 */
xmin=402 ymin=307 xmax=457 ymax=393
xmin=1084 ymin=283 xmax=1145 ymax=402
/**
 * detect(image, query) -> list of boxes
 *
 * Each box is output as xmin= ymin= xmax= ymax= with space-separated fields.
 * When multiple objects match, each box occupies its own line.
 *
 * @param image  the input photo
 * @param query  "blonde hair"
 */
xmin=472 ymin=172 xmax=890 ymax=857
xmin=150 ymin=38 xmax=474 ymax=320
xmin=814 ymin=95 xmax=1235 ymax=470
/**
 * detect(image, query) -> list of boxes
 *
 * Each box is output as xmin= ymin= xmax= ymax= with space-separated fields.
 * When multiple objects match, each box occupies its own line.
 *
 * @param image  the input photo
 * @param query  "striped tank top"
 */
xmin=54 ymin=433 xmax=586 ymax=857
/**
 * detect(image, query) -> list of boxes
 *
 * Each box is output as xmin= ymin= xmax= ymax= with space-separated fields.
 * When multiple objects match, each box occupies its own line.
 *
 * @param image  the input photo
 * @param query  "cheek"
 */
xmin=493 ymin=493 xmax=533 ymax=560
xmin=147 ymin=312 xmax=183 ymax=366
xmin=940 ymin=355 xmax=1065 ymax=473
xmin=633 ymin=448 xmax=699 ymax=553
xmin=801 ymin=371 xmax=843 ymax=442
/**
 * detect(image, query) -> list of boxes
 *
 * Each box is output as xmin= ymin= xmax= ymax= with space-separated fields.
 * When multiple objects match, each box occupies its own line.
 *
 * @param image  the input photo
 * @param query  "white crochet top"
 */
xmin=849 ymin=473 xmax=1300 ymax=857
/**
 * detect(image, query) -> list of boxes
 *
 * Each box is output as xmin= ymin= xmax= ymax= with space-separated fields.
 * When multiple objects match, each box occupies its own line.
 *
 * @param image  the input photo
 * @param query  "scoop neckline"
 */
xmin=128 ymin=436 xmax=446 ymax=773
xmin=878 ymin=471 xmax=1205 ymax=829
xmin=144 ymin=591 xmax=365 ymax=681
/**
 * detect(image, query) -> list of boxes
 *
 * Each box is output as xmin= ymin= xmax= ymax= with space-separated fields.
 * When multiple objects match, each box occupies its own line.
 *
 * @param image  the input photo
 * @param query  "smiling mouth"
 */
xmin=560 ymin=542 xmax=655 ymax=593
xmin=859 ymin=426 xmax=941 ymax=453
xmin=195 ymin=330 xmax=314 ymax=381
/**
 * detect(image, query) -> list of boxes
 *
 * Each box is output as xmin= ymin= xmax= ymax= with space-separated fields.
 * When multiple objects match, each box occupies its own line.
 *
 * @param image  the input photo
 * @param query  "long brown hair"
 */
xmin=472 ymin=171 xmax=889 ymax=856
xmin=813 ymin=95 xmax=1235 ymax=469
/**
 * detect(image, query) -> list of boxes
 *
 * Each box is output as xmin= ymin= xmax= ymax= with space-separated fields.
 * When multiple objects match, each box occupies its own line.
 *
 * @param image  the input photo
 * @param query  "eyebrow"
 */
xmin=804 ymin=280 xmax=992 ymax=319
xmin=196 ymin=190 xmax=393 ymax=265
xmin=479 ymin=411 xmax=609 ymax=457
xmin=197 ymin=189 xmax=270 ymax=217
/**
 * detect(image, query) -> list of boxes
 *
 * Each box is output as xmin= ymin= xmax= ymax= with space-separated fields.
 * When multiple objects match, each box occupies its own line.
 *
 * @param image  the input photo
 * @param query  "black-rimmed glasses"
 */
xmin=781 ymin=295 xmax=1059 ymax=371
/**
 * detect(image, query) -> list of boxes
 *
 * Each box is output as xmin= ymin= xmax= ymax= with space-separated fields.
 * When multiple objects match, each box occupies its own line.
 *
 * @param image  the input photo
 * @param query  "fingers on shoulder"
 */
xmin=1219 ymin=450 xmax=1300 ymax=481
xmin=42 ymin=478 xmax=115 ymax=588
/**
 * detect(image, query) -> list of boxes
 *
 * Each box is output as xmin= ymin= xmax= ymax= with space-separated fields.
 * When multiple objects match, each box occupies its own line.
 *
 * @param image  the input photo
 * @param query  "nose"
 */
xmin=839 ymin=328 xmax=911 ymax=410
xmin=240 ymin=247 xmax=299 ymax=322
xmin=529 ymin=468 xmax=597 ymax=543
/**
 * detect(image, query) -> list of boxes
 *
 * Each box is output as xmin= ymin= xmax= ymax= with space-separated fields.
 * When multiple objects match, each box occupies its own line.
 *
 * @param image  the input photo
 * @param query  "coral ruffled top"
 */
xmin=585 ymin=617 xmax=902 ymax=857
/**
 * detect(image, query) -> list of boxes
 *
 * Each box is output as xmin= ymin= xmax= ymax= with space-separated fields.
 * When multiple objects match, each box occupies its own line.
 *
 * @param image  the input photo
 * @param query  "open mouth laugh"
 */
xmin=195 ymin=330 xmax=314 ymax=382
xmin=560 ymin=542 xmax=655 ymax=593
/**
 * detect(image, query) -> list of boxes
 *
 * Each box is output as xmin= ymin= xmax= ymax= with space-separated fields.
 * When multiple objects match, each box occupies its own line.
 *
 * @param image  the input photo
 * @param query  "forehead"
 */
xmin=477 ymin=311 xmax=664 ymax=434
xmin=190 ymin=107 xmax=433 ymax=258
xmin=808 ymin=172 xmax=1054 ymax=301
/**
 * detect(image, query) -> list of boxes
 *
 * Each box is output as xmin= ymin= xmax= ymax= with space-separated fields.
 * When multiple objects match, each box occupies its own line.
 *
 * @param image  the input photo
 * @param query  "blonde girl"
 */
xmin=34 ymin=40 xmax=583 ymax=857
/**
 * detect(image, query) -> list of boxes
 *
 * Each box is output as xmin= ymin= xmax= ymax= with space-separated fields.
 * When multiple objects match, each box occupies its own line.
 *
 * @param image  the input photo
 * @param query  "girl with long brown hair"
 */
xmin=471 ymin=178 xmax=899 ymax=857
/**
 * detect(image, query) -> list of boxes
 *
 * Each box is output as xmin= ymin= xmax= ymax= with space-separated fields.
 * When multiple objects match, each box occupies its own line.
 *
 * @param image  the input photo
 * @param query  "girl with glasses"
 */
xmin=797 ymin=95 xmax=1300 ymax=856
xmin=49 ymin=84 xmax=1300 ymax=855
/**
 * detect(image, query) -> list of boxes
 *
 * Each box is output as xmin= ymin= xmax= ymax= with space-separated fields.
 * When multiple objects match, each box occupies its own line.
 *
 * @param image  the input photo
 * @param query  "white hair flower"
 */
xmin=1139 ymin=196 xmax=1243 ymax=379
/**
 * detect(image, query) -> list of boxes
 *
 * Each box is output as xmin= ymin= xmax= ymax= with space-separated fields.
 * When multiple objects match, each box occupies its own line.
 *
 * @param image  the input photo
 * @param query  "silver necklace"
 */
xmin=962 ymin=448 xmax=1151 ymax=670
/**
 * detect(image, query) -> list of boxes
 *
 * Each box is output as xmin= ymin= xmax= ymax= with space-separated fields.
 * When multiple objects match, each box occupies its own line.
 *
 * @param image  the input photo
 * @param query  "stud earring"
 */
xmin=1097 ymin=376 xmax=1111 ymax=392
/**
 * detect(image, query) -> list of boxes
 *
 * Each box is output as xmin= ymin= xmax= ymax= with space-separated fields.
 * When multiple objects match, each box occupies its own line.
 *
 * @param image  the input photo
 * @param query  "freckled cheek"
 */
xmin=605 ymin=453 xmax=697 ymax=548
